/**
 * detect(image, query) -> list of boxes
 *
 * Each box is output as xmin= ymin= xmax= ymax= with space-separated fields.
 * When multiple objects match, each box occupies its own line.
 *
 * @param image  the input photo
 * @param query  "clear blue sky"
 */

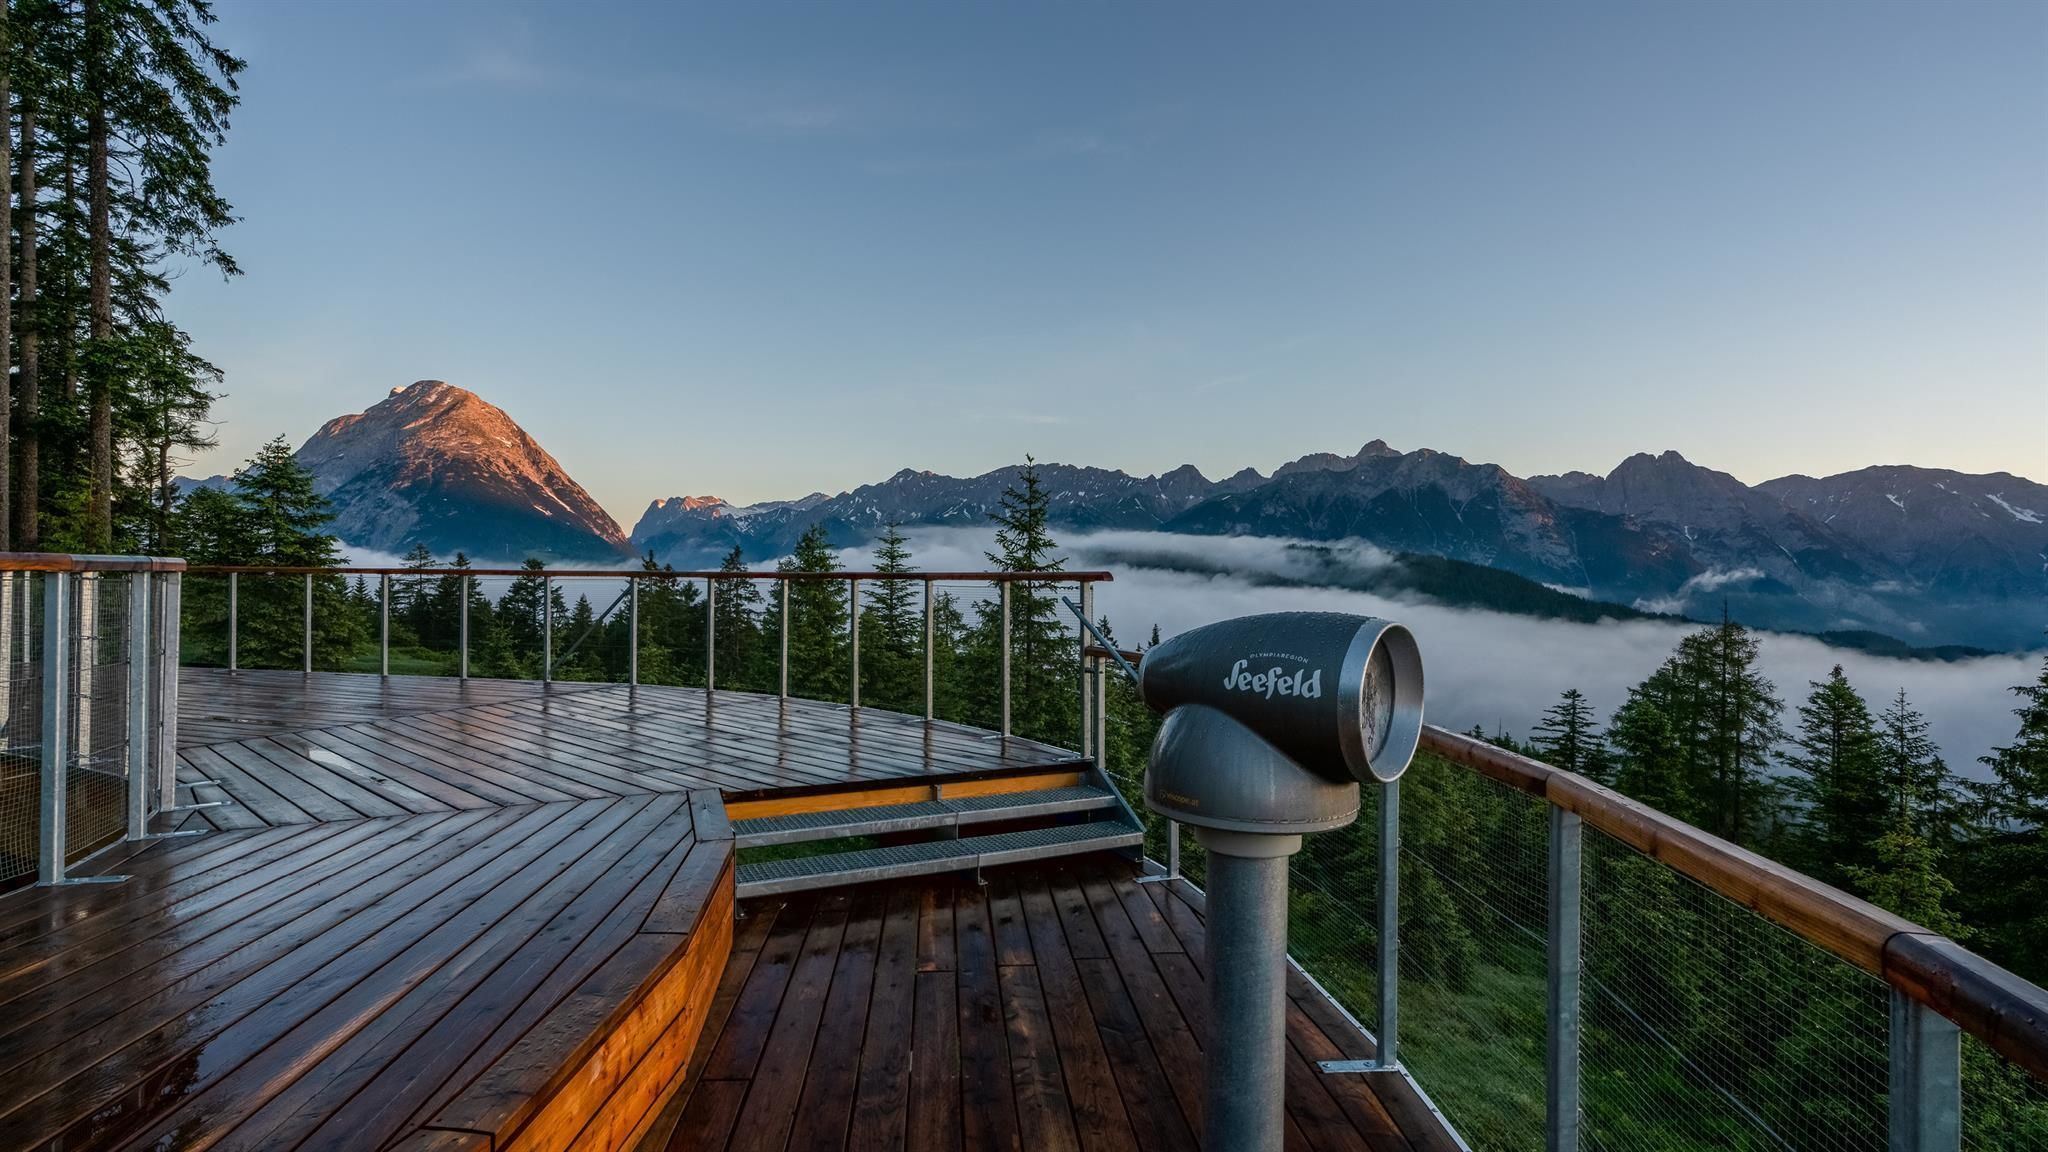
xmin=171 ymin=0 xmax=2046 ymax=524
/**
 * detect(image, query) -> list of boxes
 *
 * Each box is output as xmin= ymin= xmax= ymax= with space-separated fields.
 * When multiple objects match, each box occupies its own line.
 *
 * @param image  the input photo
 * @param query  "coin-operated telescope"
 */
xmin=1140 ymin=613 xmax=1423 ymax=1152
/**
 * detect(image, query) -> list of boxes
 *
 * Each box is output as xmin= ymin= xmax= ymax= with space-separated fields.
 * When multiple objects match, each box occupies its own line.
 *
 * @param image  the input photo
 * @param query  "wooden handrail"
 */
xmin=1420 ymin=726 xmax=2048 ymax=1081
xmin=183 ymin=565 xmax=1111 ymax=582
xmin=0 ymin=552 xmax=188 ymax=573
xmin=1100 ymin=642 xmax=2048 ymax=1081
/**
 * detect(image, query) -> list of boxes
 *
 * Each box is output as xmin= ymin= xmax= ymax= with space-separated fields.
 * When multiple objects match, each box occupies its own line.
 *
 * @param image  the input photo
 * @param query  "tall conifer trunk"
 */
xmin=15 ymin=98 xmax=36 ymax=547
xmin=0 ymin=0 xmax=13 ymax=551
xmin=84 ymin=0 xmax=112 ymax=549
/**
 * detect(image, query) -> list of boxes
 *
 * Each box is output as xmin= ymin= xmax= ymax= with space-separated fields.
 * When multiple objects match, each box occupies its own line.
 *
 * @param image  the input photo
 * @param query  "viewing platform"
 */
xmin=2 ymin=667 xmax=1446 ymax=1151
xmin=4 ymin=556 xmax=2044 ymax=1152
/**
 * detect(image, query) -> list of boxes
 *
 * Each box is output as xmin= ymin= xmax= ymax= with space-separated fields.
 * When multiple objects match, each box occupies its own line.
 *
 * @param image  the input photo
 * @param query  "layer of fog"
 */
xmin=892 ymin=528 xmax=2040 ymax=780
xmin=335 ymin=530 xmax=2039 ymax=777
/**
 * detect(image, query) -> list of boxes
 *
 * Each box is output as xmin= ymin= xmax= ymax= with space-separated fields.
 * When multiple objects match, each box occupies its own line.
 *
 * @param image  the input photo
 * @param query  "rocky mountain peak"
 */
xmin=1274 ymin=439 xmax=1402 ymax=478
xmin=296 ymin=382 xmax=629 ymax=562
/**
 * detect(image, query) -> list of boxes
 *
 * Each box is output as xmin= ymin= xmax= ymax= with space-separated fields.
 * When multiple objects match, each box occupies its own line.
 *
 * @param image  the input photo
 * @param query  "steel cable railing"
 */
xmin=180 ymin=565 xmax=1114 ymax=743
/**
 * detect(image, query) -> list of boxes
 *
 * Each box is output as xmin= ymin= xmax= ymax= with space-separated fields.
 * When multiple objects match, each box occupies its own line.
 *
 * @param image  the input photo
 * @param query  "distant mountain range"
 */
xmin=182 ymin=382 xmax=2047 ymax=652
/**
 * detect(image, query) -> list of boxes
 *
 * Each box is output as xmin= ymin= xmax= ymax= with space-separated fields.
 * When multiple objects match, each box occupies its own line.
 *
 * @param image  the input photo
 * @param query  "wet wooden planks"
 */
xmin=173 ymin=672 xmax=1089 ymax=831
xmin=0 ymin=792 xmax=733 ymax=1152
xmin=637 ymin=856 xmax=1453 ymax=1152
xmin=176 ymin=667 xmax=605 ymax=748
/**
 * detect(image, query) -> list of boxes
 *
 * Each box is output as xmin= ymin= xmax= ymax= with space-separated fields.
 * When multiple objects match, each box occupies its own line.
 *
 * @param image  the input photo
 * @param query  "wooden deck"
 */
xmin=0 ymin=670 xmax=1455 ymax=1152
xmin=639 ymin=859 xmax=1452 ymax=1152
xmin=0 ymin=794 xmax=733 ymax=1152
xmin=173 ymin=669 xmax=1090 ymax=831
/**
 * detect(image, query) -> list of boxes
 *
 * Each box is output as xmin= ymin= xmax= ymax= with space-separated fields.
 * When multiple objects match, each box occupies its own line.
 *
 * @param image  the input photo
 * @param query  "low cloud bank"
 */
xmin=894 ymin=528 xmax=2040 ymax=780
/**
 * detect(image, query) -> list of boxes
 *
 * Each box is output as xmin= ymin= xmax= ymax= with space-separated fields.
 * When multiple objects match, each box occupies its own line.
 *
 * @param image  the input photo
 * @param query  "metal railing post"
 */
xmin=127 ymin=572 xmax=151 ymax=841
xmin=1378 ymin=777 xmax=1400 ymax=1068
xmin=705 ymin=577 xmax=717 ymax=692
xmin=999 ymin=582 xmax=1012 ymax=738
xmin=1093 ymin=654 xmax=1107 ymax=773
xmin=75 ymin=576 xmax=97 ymax=767
xmin=378 ymin=574 xmax=390 ymax=676
xmin=1079 ymin=581 xmax=1094 ymax=756
xmin=1547 ymin=806 xmax=1583 ymax=1152
xmin=459 ymin=574 xmax=470 ymax=679
xmin=158 ymin=572 xmax=181 ymax=814
xmin=542 ymin=576 xmax=553 ymax=682
xmin=227 ymin=571 xmax=238 ymax=672
xmin=39 ymin=572 xmax=70 ymax=884
xmin=778 ymin=579 xmax=789 ymax=700
xmin=849 ymin=577 xmax=860 ymax=708
xmin=923 ymin=579 xmax=935 ymax=721
xmin=302 ymin=573 xmax=313 ymax=673
xmin=628 ymin=577 xmax=639 ymax=687
xmin=1890 ymin=989 xmax=1961 ymax=1152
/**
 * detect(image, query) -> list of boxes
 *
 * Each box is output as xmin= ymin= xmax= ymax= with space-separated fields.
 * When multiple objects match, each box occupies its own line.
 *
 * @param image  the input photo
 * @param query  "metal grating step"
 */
xmin=736 ymin=819 xmax=1143 ymax=898
xmin=731 ymin=785 xmax=1120 ymax=847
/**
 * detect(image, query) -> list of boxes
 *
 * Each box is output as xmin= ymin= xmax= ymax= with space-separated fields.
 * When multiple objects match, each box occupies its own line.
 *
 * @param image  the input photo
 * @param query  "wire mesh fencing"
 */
xmin=1964 ymin=1033 xmax=2048 ymax=1151
xmin=67 ymin=575 xmax=131 ymax=864
xmin=0 ymin=568 xmax=179 ymax=890
xmin=1580 ymin=824 xmax=1893 ymax=1152
xmin=1093 ymin=717 xmax=2048 ymax=1152
xmin=0 ymin=572 xmax=43 ymax=886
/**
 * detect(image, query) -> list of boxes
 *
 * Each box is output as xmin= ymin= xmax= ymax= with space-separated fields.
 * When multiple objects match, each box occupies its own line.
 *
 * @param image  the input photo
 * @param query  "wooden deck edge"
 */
xmin=429 ymin=848 xmax=738 ymax=1152
xmin=720 ymin=766 xmax=1088 ymax=820
xmin=718 ymin=759 xmax=1090 ymax=809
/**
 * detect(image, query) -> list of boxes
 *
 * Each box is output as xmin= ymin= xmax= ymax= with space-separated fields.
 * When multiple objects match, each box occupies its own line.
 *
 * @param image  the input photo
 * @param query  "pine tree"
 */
xmin=1843 ymin=688 xmax=1963 ymax=931
xmin=231 ymin=436 xmax=339 ymax=566
xmin=968 ymin=457 xmax=1075 ymax=743
xmin=711 ymin=546 xmax=764 ymax=691
xmin=1532 ymin=688 xmax=1605 ymax=779
xmin=394 ymin=543 xmax=437 ymax=647
xmin=1961 ymin=654 xmax=2048 ymax=978
xmin=81 ymin=0 xmax=241 ymax=547
xmin=214 ymin=437 xmax=355 ymax=668
xmin=1874 ymin=688 xmax=1953 ymax=838
xmin=1607 ymin=672 xmax=1689 ymax=817
xmin=629 ymin=552 xmax=702 ymax=687
xmin=1685 ymin=616 xmax=1786 ymax=844
xmin=1783 ymin=666 xmax=1885 ymax=885
xmin=859 ymin=524 xmax=923 ymax=713
xmin=778 ymin=524 xmax=848 ymax=702
xmin=495 ymin=558 xmax=550 ymax=672
xmin=7 ymin=0 xmax=241 ymax=551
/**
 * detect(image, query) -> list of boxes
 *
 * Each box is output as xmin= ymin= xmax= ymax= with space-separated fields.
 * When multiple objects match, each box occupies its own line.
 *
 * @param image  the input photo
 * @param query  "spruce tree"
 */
xmin=1874 ymin=688 xmax=1953 ymax=838
xmin=711 ymin=546 xmax=764 ymax=691
xmin=1690 ymin=616 xmax=1786 ymax=844
xmin=216 ymin=437 xmax=355 ymax=668
xmin=1532 ymin=688 xmax=1605 ymax=779
xmin=495 ymin=558 xmax=556 ymax=674
xmin=394 ymin=543 xmax=437 ymax=647
xmin=1843 ymin=688 xmax=1964 ymax=931
xmin=778 ymin=524 xmax=848 ymax=702
xmin=859 ymin=524 xmax=923 ymax=713
xmin=1961 ymin=654 xmax=2048 ymax=978
xmin=1606 ymin=671 xmax=1690 ymax=817
xmin=1783 ymin=666 xmax=1885 ymax=885
xmin=629 ymin=552 xmax=701 ymax=686
xmin=969 ymin=457 xmax=1074 ymax=744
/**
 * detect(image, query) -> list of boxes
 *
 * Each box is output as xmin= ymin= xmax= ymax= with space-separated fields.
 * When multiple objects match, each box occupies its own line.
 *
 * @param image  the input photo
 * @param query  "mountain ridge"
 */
xmin=178 ymin=383 xmax=2045 ymax=652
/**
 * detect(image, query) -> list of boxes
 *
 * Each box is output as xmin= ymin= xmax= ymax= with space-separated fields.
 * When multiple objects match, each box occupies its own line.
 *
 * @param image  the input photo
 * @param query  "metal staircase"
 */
xmin=730 ymin=769 xmax=1144 ymax=898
